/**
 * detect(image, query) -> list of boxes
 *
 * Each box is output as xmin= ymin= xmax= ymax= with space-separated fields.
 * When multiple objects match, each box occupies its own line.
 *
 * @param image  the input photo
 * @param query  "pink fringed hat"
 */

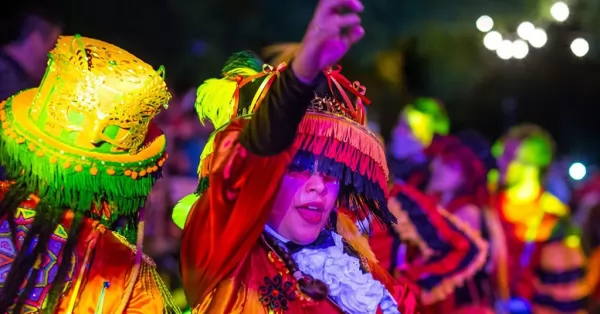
xmin=175 ymin=51 xmax=393 ymax=227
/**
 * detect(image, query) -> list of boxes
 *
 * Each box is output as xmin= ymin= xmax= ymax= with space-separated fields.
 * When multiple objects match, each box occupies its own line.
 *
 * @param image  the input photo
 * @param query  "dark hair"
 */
xmin=0 ymin=2 xmax=63 ymax=46
xmin=262 ymin=233 xmax=329 ymax=301
xmin=0 ymin=183 xmax=84 ymax=312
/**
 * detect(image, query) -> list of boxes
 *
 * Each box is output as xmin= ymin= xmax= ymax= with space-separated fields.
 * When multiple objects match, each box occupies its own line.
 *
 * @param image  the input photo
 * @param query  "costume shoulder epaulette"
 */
xmin=111 ymin=232 xmax=183 ymax=313
xmin=111 ymin=231 xmax=156 ymax=267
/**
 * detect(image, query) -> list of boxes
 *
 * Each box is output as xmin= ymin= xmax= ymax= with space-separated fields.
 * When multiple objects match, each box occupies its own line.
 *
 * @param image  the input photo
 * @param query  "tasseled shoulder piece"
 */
xmin=336 ymin=211 xmax=377 ymax=262
xmin=111 ymin=231 xmax=156 ymax=266
xmin=140 ymin=261 xmax=183 ymax=314
xmin=111 ymin=231 xmax=182 ymax=313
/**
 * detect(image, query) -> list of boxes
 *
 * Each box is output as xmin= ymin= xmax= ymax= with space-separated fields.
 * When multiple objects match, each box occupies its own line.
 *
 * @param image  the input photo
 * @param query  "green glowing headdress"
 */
xmin=492 ymin=123 xmax=555 ymax=168
xmin=402 ymin=97 xmax=449 ymax=146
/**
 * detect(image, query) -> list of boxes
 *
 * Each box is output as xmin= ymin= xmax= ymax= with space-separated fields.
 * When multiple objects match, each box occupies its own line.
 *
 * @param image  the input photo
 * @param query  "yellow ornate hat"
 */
xmin=0 ymin=35 xmax=170 ymax=241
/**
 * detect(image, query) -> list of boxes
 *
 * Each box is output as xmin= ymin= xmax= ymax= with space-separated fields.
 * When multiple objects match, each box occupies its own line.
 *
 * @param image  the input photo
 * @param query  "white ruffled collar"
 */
xmin=264 ymin=227 xmax=400 ymax=314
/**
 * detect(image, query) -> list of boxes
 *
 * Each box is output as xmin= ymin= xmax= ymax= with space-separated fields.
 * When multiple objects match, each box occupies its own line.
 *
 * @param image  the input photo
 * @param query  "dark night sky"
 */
xmin=18 ymin=0 xmax=600 ymax=164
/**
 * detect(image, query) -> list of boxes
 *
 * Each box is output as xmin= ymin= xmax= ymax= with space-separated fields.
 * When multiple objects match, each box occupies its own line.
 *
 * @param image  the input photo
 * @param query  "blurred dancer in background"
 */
xmin=572 ymin=175 xmax=600 ymax=312
xmin=0 ymin=2 xmax=62 ymax=180
xmin=370 ymin=100 xmax=489 ymax=308
xmin=370 ymin=98 xmax=450 ymax=272
xmin=492 ymin=124 xmax=589 ymax=314
xmin=425 ymin=135 xmax=496 ymax=313
xmin=0 ymin=2 xmax=62 ymax=101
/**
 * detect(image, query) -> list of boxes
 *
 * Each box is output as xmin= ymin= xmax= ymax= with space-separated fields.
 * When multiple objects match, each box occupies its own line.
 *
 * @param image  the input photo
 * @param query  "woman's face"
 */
xmin=428 ymin=156 xmax=464 ymax=193
xmin=267 ymin=161 xmax=340 ymax=245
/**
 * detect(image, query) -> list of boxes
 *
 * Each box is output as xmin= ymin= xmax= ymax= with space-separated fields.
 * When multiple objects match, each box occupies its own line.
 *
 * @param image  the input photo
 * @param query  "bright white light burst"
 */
xmin=517 ymin=22 xmax=535 ymax=40
xmin=476 ymin=15 xmax=494 ymax=32
xmin=513 ymin=40 xmax=529 ymax=59
xmin=484 ymin=31 xmax=503 ymax=50
xmin=551 ymin=2 xmax=570 ymax=22
xmin=497 ymin=40 xmax=514 ymax=59
xmin=569 ymin=162 xmax=586 ymax=180
xmin=571 ymin=38 xmax=589 ymax=57
xmin=529 ymin=28 xmax=548 ymax=48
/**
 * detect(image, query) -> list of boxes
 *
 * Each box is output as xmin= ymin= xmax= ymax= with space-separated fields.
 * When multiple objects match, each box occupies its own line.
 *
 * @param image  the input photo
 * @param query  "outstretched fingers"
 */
xmin=335 ymin=13 xmax=361 ymax=30
xmin=317 ymin=0 xmax=364 ymax=17
xmin=344 ymin=25 xmax=365 ymax=46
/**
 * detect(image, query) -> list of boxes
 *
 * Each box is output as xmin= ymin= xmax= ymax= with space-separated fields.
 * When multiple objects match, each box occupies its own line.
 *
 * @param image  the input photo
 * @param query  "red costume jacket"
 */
xmin=370 ymin=183 xmax=489 ymax=307
xmin=180 ymin=120 xmax=419 ymax=313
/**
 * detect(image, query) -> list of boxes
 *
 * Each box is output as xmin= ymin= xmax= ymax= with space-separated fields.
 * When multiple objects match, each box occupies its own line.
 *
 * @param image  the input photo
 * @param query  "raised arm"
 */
xmin=180 ymin=70 xmax=315 ymax=307
xmin=238 ymin=66 xmax=317 ymax=155
xmin=180 ymin=0 xmax=366 ymax=307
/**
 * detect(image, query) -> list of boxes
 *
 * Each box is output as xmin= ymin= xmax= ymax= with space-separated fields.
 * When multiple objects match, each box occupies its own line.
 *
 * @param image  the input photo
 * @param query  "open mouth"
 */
xmin=296 ymin=203 xmax=324 ymax=225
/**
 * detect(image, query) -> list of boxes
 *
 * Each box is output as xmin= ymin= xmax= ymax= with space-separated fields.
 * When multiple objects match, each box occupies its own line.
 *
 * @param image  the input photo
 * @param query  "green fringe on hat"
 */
xmin=0 ymin=95 xmax=166 ymax=243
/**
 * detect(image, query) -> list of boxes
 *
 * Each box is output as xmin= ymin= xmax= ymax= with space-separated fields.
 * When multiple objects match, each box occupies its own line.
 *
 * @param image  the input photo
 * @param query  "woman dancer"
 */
xmin=176 ymin=0 xmax=419 ymax=312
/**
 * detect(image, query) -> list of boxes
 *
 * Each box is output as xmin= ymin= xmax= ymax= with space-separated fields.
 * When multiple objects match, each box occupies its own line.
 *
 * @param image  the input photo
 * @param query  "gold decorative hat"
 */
xmin=0 ymin=35 xmax=170 ymax=241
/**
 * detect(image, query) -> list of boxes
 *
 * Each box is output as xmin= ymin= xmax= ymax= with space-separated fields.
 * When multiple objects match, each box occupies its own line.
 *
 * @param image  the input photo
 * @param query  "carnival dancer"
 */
xmin=175 ymin=0 xmax=421 ymax=312
xmin=360 ymin=98 xmax=488 ymax=308
xmin=422 ymin=135 xmax=497 ymax=313
xmin=0 ymin=35 xmax=180 ymax=313
xmin=387 ymin=97 xmax=450 ymax=190
xmin=492 ymin=124 xmax=589 ymax=314
xmin=369 ymin=97 xmax=450 ymax=273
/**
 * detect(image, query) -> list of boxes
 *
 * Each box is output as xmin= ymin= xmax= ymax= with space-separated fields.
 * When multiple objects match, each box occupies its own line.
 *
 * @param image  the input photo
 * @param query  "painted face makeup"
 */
xmin=267 ymin=155 xmax=340 ymax=245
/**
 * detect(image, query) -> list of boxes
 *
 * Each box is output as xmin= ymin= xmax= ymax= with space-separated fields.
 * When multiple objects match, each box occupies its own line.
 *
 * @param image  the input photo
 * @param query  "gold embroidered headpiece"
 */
xmin=0 ymin=35 xmax=170 ymax=241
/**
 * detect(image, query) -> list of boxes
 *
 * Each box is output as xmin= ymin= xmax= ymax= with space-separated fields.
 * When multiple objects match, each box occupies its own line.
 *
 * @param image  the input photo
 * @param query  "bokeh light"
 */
xmin=550 ymin=2 xmax=570 ymax=22
xmin=512 ymin=40 xmax=529 ymax=59
xmin=476 ymin=15 xmax=494 ymax=32
xmin=569 ymin=162 xmax=586 ymax=180
xmin=570 ymin=38 xmax=589 ymax=57
xmin=484 ymin=31 xmax=503 ymax=50
xmin=497 ymin=40 xmax=514 ymax=59
xmin=517 ymin=22 xmax=535 ymax=40
xmin=529 ymin=28 xmax=548 ymax=48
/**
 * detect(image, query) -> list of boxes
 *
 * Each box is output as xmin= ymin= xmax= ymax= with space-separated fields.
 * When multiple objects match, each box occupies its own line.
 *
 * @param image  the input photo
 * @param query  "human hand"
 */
xmin=292 ymin=0 xmax=365 ymax=83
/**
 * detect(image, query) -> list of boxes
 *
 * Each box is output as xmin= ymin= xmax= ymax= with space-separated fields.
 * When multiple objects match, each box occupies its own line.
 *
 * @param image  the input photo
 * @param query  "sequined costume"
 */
xmin=493 ymin=191 xmax=589 ymax=313
xmin=491 ymin=124 xmax=589 ymax=314
xmin=0 ymin=35 xmax=179 ymax=313
xmin=174 ymin=52 xmax=419 ymax=313
xmin=370 ymin=119 xmax=490 ymax=309
xmin=371 ymin=183 xmax=489 ymax=307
